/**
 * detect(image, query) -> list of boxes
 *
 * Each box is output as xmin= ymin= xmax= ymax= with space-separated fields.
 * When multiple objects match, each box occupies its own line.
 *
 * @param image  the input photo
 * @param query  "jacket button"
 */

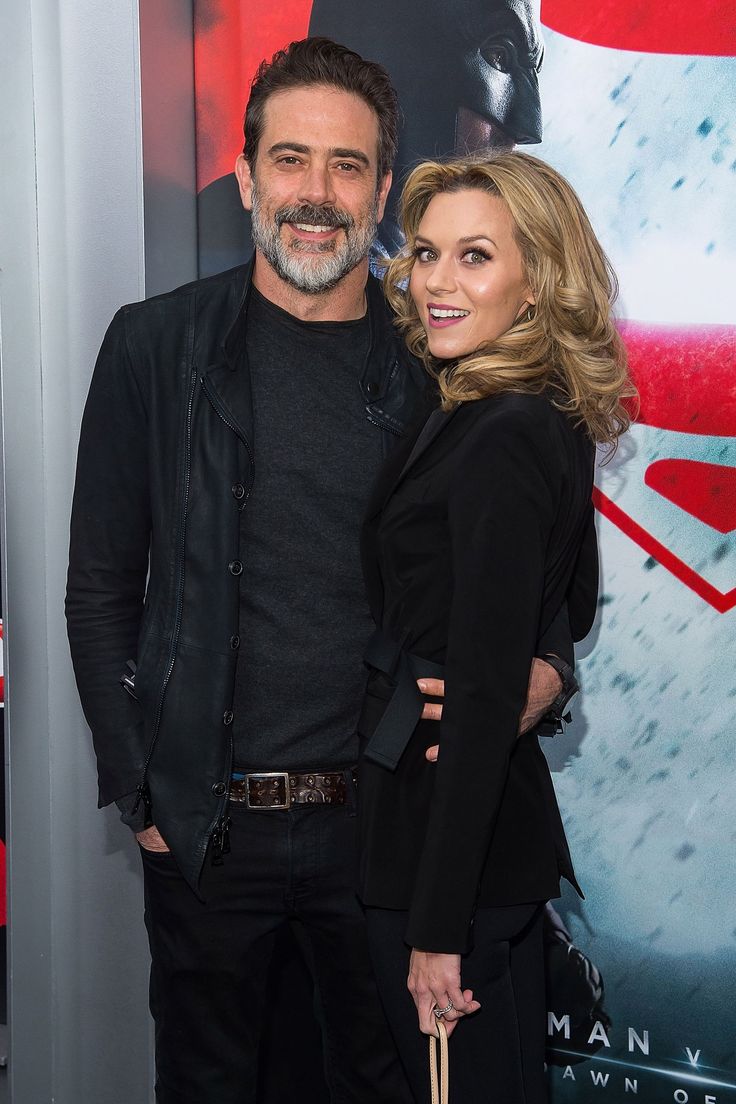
xmin=231 ymin=482 xmax=245 ymax=500
xmin=230 ymin=634 xmax=240 ymax=650
xmin=223 ymin=710 xmax=234 ymax=725
xmin=228 ymin=560 xmax=243 ymax=576
xmin=212 ymin=781 xmax=227 ymax=797
xmin=365 ymin=381 xmax=379 ymax=397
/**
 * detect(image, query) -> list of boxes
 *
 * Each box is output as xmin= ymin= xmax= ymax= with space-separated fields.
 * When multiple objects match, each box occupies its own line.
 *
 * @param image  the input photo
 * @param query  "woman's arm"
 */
xmin=406 ymin=404 xmax=558 ymax=955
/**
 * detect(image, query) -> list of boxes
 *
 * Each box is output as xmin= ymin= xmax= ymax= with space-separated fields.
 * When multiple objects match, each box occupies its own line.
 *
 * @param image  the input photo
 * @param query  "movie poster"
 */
xmin=191 ymin=2 xmax=736 ymax=1100
xmin=535 ymin=5 xmax=736 ymax=1101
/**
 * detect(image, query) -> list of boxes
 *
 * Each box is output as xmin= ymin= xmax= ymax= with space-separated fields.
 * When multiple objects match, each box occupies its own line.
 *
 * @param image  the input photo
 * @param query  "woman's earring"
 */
xmin=526 ymin=305 xmax=534 ymax=323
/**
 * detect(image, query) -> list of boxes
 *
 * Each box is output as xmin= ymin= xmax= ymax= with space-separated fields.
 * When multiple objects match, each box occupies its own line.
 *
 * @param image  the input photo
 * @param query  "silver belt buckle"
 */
xmin=246 ymin=771 xmax=291 ymax=809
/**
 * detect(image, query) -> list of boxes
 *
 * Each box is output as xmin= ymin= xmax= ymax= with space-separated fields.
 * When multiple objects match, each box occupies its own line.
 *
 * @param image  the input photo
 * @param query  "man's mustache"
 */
xmin=275 ymin=203 xmax=355 ymax=231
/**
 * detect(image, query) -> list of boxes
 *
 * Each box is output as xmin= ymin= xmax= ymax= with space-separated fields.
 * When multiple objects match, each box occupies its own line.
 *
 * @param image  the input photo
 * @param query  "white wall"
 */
xmin=0 ymin=2 xmax=153 ymax=1099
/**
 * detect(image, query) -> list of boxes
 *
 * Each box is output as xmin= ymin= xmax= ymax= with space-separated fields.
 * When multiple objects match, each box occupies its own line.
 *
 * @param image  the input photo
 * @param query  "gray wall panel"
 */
xmin=0 ymin=2 xmax=154 ymax=1100
xmin=141 ymin=0 xmax=198 ymax=296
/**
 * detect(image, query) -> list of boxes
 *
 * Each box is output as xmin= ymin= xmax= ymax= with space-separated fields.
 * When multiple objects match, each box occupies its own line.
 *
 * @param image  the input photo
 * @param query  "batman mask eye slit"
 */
xmin=481 ymin=40 xmax=514 ymax=73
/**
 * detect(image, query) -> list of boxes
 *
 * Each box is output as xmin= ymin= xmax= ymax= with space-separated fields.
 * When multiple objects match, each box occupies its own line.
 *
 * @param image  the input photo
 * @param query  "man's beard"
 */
xmin=250 ymin=181 xmax=379 ymax=295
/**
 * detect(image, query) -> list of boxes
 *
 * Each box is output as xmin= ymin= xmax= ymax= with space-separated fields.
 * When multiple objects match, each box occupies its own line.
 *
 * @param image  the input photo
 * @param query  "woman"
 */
xmin=357 ymin=152 xmax=632 ymax=1102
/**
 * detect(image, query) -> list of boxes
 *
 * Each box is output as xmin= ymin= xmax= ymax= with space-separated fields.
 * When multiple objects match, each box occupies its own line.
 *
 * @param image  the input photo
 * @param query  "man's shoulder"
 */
xmin=366 ymin=271 xmax=429 ymax=390
xmin=366 ymin=268 xmax=395 ymax=332
xmin=120 ymin=264 xmax=249 ymax=329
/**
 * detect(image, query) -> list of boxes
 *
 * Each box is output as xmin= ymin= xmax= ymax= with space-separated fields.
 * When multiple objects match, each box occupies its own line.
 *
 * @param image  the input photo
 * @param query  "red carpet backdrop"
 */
xmin=191 ymin=2 xmax=736 ymax=1099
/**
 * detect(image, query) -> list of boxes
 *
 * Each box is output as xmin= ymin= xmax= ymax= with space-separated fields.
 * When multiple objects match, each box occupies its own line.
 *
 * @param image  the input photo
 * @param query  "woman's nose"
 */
xmin=425 ymin=258 xmax=455 ymax=295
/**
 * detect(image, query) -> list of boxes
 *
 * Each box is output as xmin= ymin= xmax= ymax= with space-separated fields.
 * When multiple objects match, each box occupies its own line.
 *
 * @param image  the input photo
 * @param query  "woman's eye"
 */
xmin=414 ymin=248 xmax=436 ymax=263
xmin=463 ymin=250 xmax=490 ymax=265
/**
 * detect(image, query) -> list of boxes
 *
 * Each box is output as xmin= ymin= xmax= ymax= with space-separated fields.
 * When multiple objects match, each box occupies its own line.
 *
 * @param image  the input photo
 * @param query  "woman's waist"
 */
xmin=358 ymin=627 xmax=445 ymax=769
xmin=365 ymin=625 xmax=446 ymax=678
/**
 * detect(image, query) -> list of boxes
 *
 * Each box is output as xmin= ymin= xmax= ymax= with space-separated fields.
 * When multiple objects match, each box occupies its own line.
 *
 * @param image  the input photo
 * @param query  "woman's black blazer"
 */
xmin=357 ymin=391 xmax=598 ymax=954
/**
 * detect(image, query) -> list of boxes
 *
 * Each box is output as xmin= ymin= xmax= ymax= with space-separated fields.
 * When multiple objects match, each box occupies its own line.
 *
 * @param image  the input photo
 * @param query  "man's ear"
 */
xmin=375 ymin=171 xmax=393 ymax=224
xmin=235 ymin=153 xmax=254 ymax=212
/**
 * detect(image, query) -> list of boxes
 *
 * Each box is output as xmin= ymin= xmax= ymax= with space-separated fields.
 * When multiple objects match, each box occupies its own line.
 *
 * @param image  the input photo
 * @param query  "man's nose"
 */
xmin=298 ymin=163 xmax=335 ymax=207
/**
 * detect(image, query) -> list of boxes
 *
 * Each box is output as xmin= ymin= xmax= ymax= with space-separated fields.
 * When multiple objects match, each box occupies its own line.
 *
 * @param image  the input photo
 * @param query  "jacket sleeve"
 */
xmin=567 ymin=508 xmax=599 ymax=642
xmin=404 ymin=408 xmax=557 ymax=953
xmin=65 ymin=308 xmax=152 ymax=808
xmin=536 ymin=603 xmax=573 ymax=667
xmin=535 ymin=504 xmax=599 ymax=665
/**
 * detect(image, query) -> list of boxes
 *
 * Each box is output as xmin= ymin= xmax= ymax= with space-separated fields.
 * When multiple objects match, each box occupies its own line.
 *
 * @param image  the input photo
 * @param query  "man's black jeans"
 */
xmin=141 ymin=801 xmax=413 ymax=1103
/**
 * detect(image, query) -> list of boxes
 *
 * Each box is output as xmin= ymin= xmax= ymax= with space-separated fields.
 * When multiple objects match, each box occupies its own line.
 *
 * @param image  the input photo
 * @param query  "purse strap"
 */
xmin=429 ymin=1019 xmax=449 ymax=1104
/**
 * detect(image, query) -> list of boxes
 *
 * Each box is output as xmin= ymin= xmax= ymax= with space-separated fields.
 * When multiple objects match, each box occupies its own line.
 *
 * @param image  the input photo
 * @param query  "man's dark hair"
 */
xmin=243 ymin=37 xmax=399 ymax=182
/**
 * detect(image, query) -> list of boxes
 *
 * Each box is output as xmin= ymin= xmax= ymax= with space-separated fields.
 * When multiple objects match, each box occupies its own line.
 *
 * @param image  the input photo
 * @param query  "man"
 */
xmin=197 ymin=0 xmax=545 ymax=273
xmin=66 ymin=37 xmax=574 ymax=1102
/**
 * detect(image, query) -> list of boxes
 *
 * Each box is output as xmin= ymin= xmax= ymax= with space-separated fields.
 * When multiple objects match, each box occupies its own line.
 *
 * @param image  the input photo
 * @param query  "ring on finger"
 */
xmin=433 ymin=1000 xmax=454 ymax=1018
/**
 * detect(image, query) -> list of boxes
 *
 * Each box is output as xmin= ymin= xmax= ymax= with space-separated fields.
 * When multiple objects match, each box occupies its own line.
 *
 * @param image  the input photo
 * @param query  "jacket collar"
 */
xmin=221 ymin=255 xmax=256 ymax=372
xmin=220 ymin=255 xmax=387 ymax=380
xmin=199 ymin=259 xmax=256 ymax=449
xmin=206 ymin=253 xmax=422 ymax=445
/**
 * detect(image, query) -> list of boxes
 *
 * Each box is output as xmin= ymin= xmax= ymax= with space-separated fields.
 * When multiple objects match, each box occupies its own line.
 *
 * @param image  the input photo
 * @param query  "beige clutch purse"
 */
xmin=429 ymin=1018 xmax=449 ymax=1104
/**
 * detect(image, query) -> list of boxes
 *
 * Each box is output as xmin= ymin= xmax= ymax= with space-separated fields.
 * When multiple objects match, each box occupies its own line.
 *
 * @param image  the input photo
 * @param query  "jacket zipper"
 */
xmin=132 ymin=364 xmax=198 ymax=821
xmin=364 ymin=352 xmax=408 ymax=441
xmin=367 ymin=413 xmax=402 ymax=437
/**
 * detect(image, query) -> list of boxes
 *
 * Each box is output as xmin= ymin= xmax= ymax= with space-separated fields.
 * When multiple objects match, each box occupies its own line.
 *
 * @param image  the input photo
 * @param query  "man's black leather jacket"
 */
xmin=66 ymin=260 xmax=429 ymax=892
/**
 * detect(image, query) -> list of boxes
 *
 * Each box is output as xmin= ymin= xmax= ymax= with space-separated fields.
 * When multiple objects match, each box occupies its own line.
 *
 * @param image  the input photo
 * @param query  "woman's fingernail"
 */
xmin=418 ymin=680 xmax=427 ymax=691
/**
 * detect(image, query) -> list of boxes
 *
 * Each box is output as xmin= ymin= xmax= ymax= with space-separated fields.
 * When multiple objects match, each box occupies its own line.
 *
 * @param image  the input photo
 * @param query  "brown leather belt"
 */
xmin=229 ymin=769 xmax=356 ymax=810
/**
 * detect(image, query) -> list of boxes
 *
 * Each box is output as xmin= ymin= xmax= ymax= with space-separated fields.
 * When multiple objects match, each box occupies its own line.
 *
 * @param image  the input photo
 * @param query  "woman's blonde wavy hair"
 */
xmin=384 ymin=152 xmax=634 ymax=445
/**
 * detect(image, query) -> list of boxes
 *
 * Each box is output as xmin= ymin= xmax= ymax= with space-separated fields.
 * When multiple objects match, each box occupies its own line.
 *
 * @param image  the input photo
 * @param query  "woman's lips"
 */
xmin=427 ymin=303 xmax=470 ymax=329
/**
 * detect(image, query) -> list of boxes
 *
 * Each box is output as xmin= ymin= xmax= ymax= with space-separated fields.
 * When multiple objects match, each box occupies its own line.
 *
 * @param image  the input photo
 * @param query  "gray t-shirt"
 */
xmin=231 ymin=287 xmax=383 ymax=771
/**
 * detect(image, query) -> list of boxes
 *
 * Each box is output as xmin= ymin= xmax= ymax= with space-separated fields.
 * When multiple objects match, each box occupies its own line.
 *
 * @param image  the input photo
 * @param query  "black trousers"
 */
xmin=141 ymin=803 xmax=413 ymax=1104
xmin=365 ymin=903 xmax=547 ymax=1104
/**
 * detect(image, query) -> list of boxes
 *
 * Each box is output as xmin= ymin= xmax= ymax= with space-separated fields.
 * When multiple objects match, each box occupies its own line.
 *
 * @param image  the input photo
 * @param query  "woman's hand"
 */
xmin=407 ymin=949 xmax=481 ymax=1038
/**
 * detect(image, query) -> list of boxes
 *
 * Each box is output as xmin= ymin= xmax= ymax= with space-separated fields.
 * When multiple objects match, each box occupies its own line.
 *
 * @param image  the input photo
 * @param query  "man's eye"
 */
xmin=277 ymin=156 xmax=301 ymax=165
xmin=336 ymin=162 xmax=358 ymax=172
xmin=481 ymin=42 xmax=512 ymax=73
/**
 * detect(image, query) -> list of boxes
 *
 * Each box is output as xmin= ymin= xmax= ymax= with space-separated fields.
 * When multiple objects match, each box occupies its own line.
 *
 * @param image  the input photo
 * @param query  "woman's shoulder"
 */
xmin=457 ymin=391 xmax=563 ymax=448
xmin=472 ymin=389 xmax=562 ymax=421
xmin=452 ymin=390 xmax=592 ymax=473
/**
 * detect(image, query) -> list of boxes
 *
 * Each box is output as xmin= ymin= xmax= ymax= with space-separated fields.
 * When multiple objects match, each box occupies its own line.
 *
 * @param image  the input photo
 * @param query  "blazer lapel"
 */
xmin=398 ymin=406 xmax=457 ymax=480
xmin=364 ymin=406 xmax=461 ymax=523
xmin=383 ymin=405 xmax=460 ymax=507
xmin=361 ymin=404 xmax=460 ymax=625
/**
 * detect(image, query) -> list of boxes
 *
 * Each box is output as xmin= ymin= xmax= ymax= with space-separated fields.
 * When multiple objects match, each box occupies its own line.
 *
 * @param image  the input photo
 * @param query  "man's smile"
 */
xmin=287 ymin=222 xmax=342 ymax=242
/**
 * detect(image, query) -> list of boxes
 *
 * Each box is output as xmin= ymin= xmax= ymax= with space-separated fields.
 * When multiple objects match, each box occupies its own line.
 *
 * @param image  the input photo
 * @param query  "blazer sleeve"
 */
xmin=536 ymin=602 xmax=573 ymax=667
xmin=65 ymin=308 xmax=152 ymax=807
xmin=567 ymin=508 xmax=599 ymax=642
xmin=404 ymin=407 xmax=558 ymax=953
xmin=534 ymin=502 xmax=599 ymax=663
